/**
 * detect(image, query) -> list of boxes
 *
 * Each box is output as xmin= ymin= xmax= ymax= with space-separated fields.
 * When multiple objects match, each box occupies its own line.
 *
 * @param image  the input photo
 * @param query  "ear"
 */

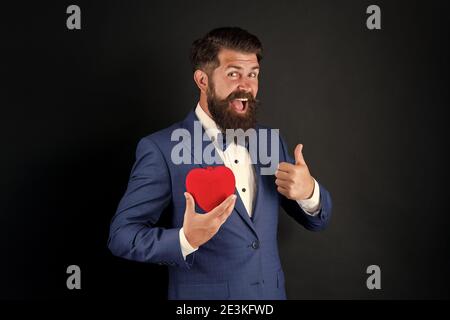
xmin=193 ymin=69 xmax=209 ymax=94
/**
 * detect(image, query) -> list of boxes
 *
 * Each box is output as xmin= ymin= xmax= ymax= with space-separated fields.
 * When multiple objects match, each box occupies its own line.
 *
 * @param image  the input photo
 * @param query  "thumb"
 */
xmin=184 ymin=192 xmax=195 ymax=215
xmin=294 ymin=144 xmax=306 ymax=166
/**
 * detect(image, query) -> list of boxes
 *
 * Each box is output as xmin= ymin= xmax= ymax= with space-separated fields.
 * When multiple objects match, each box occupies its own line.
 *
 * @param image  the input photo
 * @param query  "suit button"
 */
xmin=251 ymin=240 xmax=259 ymax=249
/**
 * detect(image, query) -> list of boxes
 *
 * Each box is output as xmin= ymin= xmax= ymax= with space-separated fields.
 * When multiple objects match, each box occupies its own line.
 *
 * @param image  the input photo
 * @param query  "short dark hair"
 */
xmin=189 ymin=27 xmax=263 ymax=74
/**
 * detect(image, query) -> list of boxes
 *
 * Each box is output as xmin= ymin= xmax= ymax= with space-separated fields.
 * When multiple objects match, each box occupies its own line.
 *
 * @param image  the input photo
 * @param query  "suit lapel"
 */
xmin=249 ymin=162 xmax=262 ymax=223
xmin=251 ymin=124 xmax=279 ymax=226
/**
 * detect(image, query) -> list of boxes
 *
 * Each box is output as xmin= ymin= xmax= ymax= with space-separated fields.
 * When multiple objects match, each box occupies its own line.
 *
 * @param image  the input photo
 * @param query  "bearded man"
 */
xmin=108 ymin=27 xmax=332 ymax=300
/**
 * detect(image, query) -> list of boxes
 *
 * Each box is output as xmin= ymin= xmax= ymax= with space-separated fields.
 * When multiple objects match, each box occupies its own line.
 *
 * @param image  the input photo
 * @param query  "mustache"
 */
xmin=225 ymin=90 xmax=258 ymax=104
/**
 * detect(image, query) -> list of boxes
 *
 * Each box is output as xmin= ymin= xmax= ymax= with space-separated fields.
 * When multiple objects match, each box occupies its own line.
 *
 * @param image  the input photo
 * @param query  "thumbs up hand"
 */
xmin=275 ymin=144 xmax=315 ymax=201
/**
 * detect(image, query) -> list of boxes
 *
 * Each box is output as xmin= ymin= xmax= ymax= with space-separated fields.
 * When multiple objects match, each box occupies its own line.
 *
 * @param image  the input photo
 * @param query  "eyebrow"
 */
xmin=226 ymin=65 xmax=260 ymax=70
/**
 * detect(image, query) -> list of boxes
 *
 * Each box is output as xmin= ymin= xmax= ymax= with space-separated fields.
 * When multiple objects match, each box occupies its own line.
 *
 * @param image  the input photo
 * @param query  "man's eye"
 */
xmin=249 ymin=72 xmax=258 ymax=78
xmin=228 ymin=72 xmax=238 ymax=77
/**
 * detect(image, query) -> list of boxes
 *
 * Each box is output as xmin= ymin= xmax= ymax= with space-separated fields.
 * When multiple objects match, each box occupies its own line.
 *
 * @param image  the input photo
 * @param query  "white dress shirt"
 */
xmin=179 ymin=103 xmax=321 ymax=259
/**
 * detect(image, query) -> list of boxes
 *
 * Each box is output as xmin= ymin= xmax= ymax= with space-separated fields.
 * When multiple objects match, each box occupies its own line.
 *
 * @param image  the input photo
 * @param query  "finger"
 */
xmin=277 ymin=162 xmax=295 ymax=173
xmin=275 ymin=178 xmax=291 ymax=189
xmin=276 ymin=186 xmax=289 ymax=198
xmin=219 ymin=195 xmax=237 ymax=217
xmin=208 ymin=194 xmax=237 ymax=217
xmin=184 ymin=192 xmax=196 ymax=215
xmin=294 ymin=144 xmax=306 ymax=166
xmin=214 ymin=200 xmax=236 ymax=224
xmin=218 ymin=201 xmax=235 ymax=225
xmin=275 ymin=169 xmax=292 ymax=180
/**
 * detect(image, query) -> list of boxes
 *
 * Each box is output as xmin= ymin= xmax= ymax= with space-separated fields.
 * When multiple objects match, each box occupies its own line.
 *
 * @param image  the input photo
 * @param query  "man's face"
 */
xmin=206 ymin=48 xmax=260 ymax=131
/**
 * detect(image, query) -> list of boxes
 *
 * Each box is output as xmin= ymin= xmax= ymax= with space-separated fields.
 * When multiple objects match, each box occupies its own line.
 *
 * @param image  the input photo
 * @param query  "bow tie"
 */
xmin=215 ymin=133 xmax=249 ymax=151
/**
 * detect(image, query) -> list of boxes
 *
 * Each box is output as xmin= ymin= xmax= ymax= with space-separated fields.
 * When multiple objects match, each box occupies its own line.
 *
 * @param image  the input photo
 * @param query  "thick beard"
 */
xmin=207 ymin=83 xmax=259 ymax=132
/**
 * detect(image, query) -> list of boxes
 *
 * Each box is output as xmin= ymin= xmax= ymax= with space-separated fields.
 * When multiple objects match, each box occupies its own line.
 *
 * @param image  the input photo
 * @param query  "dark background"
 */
xmin=2 ymin=0 xmax=449 ymax=300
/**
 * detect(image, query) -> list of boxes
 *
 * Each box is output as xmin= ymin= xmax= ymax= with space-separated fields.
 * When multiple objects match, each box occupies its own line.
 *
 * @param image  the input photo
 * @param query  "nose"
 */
xmin=237 ymin=81 xmax=251 ymax=93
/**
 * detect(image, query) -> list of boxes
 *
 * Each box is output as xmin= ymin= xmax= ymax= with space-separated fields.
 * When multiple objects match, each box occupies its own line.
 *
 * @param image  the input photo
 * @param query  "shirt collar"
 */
xmin=195 ymin=103 xmax=222 ymax=140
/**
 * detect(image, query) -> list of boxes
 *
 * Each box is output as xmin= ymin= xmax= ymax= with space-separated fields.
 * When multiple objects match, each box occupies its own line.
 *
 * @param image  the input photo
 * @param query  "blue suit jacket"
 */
xmin=108 ymin=109 xmax=332 ymax=300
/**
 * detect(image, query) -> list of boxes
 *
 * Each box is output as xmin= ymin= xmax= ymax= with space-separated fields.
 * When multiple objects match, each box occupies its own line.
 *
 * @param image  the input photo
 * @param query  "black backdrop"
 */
xmin=2 ymin=0 xmax=449 ymax=300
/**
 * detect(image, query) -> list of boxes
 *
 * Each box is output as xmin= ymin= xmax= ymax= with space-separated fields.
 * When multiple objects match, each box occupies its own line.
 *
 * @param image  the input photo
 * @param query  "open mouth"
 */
xmin=229 ymin=98 xmax=248 ymax=114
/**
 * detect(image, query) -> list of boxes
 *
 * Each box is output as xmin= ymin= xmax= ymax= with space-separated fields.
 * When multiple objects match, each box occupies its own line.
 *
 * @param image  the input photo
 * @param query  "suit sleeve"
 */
xmin=278 ymin=134 xmax=332 ymax=231
xmin=107 ymin=136 xmax=194 ymax=269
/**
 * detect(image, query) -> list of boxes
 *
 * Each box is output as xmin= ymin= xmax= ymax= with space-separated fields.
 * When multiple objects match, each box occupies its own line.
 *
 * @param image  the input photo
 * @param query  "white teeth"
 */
xmin=235 ymin=98 xmax=248 ymax=101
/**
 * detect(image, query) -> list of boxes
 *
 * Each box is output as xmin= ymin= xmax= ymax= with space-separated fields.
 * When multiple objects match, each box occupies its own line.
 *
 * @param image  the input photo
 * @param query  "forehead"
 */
xmin=217 ymin=48 xmax=259 ymax=68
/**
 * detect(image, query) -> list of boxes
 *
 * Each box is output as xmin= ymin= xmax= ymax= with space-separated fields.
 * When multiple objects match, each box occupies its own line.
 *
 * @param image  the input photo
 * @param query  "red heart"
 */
xmin=185 ymin=166 xmax=236 ymax=212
